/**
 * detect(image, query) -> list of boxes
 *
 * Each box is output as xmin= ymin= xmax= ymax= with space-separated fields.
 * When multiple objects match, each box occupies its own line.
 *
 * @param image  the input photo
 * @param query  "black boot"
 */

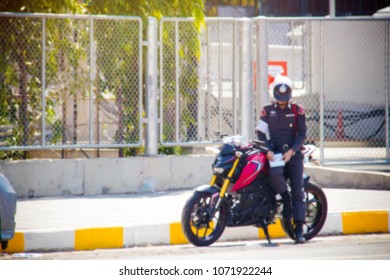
xmin=295 ymin=222 xmax=306 ymax=244
xmin=281 ymin=192 xmax=292 ymax=220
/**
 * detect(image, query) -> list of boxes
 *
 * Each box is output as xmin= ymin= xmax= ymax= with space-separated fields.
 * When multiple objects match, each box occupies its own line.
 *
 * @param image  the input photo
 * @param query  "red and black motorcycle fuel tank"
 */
xmin=212 ymin=143 xmax=270 ymax=191
xmin=231 ymin=151 xmax=268 ymax=192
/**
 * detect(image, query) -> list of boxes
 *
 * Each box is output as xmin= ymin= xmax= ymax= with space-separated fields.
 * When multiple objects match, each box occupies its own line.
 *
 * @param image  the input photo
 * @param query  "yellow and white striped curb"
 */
xmin=3 ymin=210 xmax=389 ymax=253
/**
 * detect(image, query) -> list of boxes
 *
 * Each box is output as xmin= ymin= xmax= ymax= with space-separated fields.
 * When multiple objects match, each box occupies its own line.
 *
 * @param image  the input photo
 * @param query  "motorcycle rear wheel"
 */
xmin=282 ymin=181 xmax=328 ymax=242
xmin=181 ymin=192 xmax=228 ymax=247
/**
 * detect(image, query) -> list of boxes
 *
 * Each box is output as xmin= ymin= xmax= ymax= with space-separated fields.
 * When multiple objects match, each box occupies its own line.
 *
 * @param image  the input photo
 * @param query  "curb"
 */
xmin=3 ymin=210 xmax=389 ymax=253
xmin=305 ymin=166 xmax=390 ymax=191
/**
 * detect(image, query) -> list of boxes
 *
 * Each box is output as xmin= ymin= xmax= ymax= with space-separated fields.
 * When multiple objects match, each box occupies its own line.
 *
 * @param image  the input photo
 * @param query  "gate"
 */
xmin=159 ymin=18 xmax=255 ymax=146
xmin=1 ymin=13 xmax=389 ymax=164
xmin=0 ymin=13 xmax=143 ymax=151
xmin=267 ymin=18 xmax=389 ymax=163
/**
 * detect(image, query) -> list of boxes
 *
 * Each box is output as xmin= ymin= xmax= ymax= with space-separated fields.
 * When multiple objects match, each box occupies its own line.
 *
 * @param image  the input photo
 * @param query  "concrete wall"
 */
xmin=0 ymin=155 xmax=215 ymax=198
xmin=305 ymin=165 xmax=390 ymax=191
xmin=1 ymin=155 xmax=389 ymax=198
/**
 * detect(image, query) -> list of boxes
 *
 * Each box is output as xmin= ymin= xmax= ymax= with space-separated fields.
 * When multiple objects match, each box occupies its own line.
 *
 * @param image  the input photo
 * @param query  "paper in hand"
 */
xmin=269 ymin=153 xmax=285 ymax=168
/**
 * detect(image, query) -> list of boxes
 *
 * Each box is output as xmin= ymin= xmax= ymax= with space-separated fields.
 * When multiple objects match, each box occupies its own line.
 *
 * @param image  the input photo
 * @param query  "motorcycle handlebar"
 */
xmin=250 ymin=140 xmax=269 ymax=152
xmin=250 ymin=140 xmax=316 ymax=158
xmin=212 ymin=135 xmax=316 ymax=159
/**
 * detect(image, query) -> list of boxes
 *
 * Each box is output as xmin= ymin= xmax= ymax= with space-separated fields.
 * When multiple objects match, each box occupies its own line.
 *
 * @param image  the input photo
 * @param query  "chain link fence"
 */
xmin=0 ymin=14 xmax=143 ymax=151
xmin=321 ymin=19 xmax=388 ymax=162
xmin=159 ymin=18 xmax=245 ymax=145
xmin=267 ymin=18 xmax=389 ymax=163
xmin=161 ymin=17 xmax=389 ymax=163
xmin=0 ymin=13 xmax=389 ymax=163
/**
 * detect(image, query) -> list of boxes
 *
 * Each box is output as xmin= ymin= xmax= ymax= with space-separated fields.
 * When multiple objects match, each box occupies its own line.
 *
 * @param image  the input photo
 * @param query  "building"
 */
xmin=205 ymin=0 xmax=390 ymax=17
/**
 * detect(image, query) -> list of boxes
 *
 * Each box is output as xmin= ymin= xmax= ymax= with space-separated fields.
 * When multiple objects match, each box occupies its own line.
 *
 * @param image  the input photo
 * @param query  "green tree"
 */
xmin=85 ymin=0 xmax=205 ymax=155
xmin=0 ymin=0 xmax=81 ymax=14
xmin=86 ymin=0 xmax=205 ymax=30
xmin=0 ymin=1 xmax=84 ymax=159
xmin=0 ymin=0 xmax=205 ymax=158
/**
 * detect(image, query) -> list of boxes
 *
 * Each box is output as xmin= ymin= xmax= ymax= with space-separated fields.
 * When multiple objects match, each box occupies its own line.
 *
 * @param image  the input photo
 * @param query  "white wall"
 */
xmin=0 ymin=155 xmax=215 ymax=197
xmin=1 ymin=154 xmax=389 ymax=198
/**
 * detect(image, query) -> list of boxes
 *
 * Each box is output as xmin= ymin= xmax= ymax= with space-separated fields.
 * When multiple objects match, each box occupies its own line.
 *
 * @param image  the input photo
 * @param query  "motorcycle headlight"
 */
xmin=213 ymin=167 xmax=224 ymax=174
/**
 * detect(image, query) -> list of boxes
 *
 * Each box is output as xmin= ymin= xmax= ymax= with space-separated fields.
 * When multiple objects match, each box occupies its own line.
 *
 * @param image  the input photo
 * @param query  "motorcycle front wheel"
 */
xmin=282 ymin=181 xmax=328 ymax=241
xmin=181 ymin=191 xmax=229 ymax=247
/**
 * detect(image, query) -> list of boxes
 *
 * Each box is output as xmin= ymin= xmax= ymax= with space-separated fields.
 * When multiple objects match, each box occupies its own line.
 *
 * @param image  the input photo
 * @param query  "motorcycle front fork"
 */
xmin=209 ymin=157 xmax=241 ymax=218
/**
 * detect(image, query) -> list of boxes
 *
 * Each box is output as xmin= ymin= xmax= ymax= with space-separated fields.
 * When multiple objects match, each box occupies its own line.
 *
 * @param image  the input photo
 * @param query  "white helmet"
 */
xmin=272 ymin=75 xmax=292 ymax=101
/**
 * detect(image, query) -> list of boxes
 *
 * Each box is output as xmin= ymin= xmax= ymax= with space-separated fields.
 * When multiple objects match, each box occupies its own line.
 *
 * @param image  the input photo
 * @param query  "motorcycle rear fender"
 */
xmin=195 ymin=185 xmax=220 ymax=194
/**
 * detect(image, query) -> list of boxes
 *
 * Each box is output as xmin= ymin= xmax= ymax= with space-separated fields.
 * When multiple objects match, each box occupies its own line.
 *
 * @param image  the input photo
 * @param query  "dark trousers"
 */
xmin=269 ymin=151 xmax=306 ymax=222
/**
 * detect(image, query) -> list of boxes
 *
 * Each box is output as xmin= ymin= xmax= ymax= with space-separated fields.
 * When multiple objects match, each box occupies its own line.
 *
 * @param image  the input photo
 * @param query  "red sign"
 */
xmin=268 ymin=61 xmax=288 ymax=85
xmin=253 ymin=61 xmax=288 ymax=90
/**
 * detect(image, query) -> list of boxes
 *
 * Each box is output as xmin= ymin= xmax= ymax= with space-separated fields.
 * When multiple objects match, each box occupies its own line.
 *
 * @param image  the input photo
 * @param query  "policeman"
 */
xmin=256 ymin=75 xmax=307 ymax=243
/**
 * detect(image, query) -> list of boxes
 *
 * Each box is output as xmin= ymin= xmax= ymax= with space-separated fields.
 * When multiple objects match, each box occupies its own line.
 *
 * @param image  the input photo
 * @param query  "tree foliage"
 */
xmin=0 ymin=0 xmax=205 ymax=158
xmin=0 ymin=0 xmax=83 ymax=14
xmin=0 ymin=0 xmax=84 ymax=159
xmin=86 ymin=0 xmax=205 ymax=30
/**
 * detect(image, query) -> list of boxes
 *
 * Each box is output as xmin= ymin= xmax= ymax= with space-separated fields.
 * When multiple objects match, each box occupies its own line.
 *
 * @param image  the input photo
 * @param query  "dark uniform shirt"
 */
xmin=257 ymin=102 xmax=306 ymax=154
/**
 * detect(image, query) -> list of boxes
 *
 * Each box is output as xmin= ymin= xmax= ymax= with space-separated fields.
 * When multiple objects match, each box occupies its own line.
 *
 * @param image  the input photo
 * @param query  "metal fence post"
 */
xmin=41 ymin=17 xmax=46 ymax=146
xmin=319 ymin=21 xmax=325 ymax=165
xmin=240 ymin=18 xmax=254 ymax=142
xmin=255 ymin=16 xmax=269 ymax=113
xmin=329 ymin=0 xmax=336 ymax=17
xmin=386 ymin=21 xmax=390 ymax=159
xmin=145 ymin=17 xmax=159 ymax=156
xmin=89 ymin=18 xmax=95 ymax=145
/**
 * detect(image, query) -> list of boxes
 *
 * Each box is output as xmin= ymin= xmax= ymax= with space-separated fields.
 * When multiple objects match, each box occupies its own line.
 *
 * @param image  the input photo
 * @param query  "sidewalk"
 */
xmin=3 ymin=187 xmax=390 ymax=253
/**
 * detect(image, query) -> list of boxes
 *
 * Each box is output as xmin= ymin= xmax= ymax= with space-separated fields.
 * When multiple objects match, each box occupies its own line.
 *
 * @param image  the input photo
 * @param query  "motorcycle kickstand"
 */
xmin=259 ymin=222 xmax=272 ymax=244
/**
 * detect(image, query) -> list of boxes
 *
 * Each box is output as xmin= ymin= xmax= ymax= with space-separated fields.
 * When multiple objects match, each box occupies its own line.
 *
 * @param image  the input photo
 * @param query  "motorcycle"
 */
xmin=181 ymin=135 xmax=328 ymax=246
